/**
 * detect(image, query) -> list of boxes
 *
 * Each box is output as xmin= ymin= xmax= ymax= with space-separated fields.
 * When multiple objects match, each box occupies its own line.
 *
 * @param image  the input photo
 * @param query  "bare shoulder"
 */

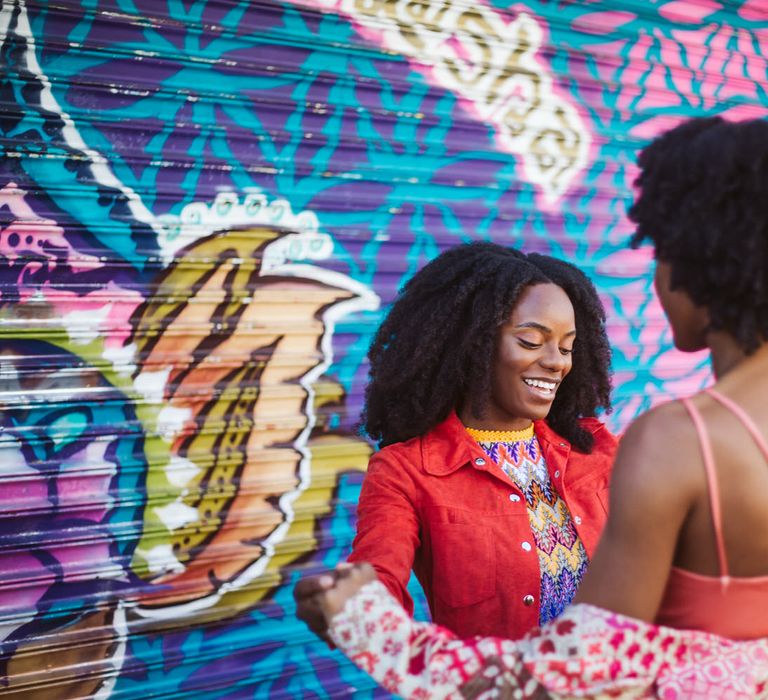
xmin=576 ymin=399 xmax=703 ymax=618
xmin=612 ymin=399 xmax=702 ymax=498
xmin=622 ymin=399 xmax=692 ymax=445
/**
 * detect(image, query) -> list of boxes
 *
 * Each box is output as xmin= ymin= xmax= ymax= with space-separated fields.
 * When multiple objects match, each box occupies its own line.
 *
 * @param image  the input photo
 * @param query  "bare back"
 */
xmin=575 ymin=347 xmax=768 ymax=632
xmin=676 ymin=372 xmax=768 ymax=579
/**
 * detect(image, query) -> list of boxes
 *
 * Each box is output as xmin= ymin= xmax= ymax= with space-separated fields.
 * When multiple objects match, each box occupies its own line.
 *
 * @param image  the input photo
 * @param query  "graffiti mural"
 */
xmin=1 ymin=0 xmax=767 ymax=696
xmin=286 ymin=0 xmax=592 ymax=204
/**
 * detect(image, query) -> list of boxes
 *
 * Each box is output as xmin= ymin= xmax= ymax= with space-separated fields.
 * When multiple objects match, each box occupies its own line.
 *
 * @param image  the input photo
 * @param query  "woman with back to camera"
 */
xmin=302 ymin=117 xmax=768 ymax=698
xmin=294 ymin=242 xmax=617 ymax=643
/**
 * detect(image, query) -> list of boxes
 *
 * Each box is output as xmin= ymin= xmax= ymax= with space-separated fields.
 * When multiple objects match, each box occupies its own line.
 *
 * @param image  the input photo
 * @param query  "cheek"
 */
xmin=666 ymin=292 xmax=703 ymax=338
xmin=658 ymin=291 xmax=678 ymax=326
xmin=493 ymin=344 xmax=532 ymax=386
xmin=496 ymin=337 xmax=521 ymax=367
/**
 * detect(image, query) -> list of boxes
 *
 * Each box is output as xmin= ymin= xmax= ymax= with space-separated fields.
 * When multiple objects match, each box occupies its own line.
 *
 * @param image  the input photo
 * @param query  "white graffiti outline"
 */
xmin=286 ymin=0 xmax=591 ymax=204
xmin=4 ymin=0 xmax=381 ymax=633
xmin=132 ymin=263 xmax=379 ymax=619
xmin=9 ymin=0 xmax=165 ymax=242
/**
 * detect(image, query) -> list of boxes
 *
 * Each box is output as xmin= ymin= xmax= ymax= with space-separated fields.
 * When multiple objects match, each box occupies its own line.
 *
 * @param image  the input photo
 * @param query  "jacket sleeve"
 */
xmin=347 ymin=452 xmax=420 ymax=616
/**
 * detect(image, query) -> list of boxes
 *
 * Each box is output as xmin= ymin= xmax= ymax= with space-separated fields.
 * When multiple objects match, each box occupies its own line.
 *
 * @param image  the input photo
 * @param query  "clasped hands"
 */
xmin=293 ymin=562 xmax=377 ymax=646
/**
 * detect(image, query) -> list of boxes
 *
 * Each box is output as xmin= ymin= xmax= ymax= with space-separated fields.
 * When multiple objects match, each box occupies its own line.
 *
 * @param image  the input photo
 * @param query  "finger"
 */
xmin=342 ymin=563 xmax=375 ymax=586
xmin=294 ymin=573 xmax=335 ymax=599
xmin=296 ymin=602 xmax=332 ymax=639
xmin=333 ymin=563 xmax=354 ymax=581
xmin=334 ymin=562 xmax=361 ymax=582
xmin=357 ymin=562 xmax=377 ymax=583
xmin=323 ymin=575 xmax=366 ymax=616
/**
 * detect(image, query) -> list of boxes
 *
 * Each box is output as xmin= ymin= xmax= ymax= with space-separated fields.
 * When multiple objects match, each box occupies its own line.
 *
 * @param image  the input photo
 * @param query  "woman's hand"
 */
xmin=294 ymin=563 xmax=378 ymax=644
xmin=294 ymin=571 xmax=337 ymax=646
xmin=317 ymin=563 xmax=378 ymax=620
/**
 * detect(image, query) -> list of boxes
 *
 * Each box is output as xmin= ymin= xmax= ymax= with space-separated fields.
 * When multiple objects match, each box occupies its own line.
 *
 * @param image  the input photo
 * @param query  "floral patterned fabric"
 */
xmin=329 ymin=581 xmax=768 ymax=699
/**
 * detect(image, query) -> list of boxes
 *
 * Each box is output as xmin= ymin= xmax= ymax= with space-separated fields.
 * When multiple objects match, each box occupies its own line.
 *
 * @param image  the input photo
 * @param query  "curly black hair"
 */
xmin=629 ymin=116 xmax=768 ymax=353
xmin=525 ymin=253 xmax=613 ymax=449
xmin=361 ymin=242 xmax=613 ymax=452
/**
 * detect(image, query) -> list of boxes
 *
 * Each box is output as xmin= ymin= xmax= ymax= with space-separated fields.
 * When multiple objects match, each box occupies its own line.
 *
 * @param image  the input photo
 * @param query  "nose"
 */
xmin=539 ymin=343 xmax=567 ymax=374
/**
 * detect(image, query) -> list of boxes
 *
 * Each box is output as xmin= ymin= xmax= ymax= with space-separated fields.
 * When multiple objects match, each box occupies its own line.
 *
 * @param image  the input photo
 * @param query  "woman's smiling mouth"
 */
xmin=523 ymin=377 xmax=558 ymax=397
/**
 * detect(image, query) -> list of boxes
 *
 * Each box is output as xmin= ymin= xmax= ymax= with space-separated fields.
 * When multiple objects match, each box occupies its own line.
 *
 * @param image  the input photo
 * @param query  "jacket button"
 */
xmin=474 ymin=457 xmax=486 ymax=466
xmin=509 ymin=494 xmax=521 ymax=502
xmin=523 ymin=594 xmax=535 ymax=606
xmin=574 ymin=516 xmax=582 ymax=525
xmin=554 ymin=470 xmax=560 ymax=478
xmin=521 ymin=541 xmax=532 ymax=552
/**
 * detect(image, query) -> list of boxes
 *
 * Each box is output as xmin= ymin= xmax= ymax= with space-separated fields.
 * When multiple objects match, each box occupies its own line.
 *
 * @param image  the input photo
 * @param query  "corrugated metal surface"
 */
xmin=1 ymin=0 xmax=766 ymax=696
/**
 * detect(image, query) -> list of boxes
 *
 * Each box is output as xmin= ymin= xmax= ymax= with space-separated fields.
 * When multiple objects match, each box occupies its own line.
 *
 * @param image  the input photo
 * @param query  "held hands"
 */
xmin=293 ymin=563 xmax=378 ymax=646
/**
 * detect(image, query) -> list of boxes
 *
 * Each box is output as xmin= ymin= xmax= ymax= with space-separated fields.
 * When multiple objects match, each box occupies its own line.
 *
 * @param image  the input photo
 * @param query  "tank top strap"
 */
xmin=679 ymin=396 xmax=730 ymax=582
xmin=705 ymin=387 xmax=768 ymax=461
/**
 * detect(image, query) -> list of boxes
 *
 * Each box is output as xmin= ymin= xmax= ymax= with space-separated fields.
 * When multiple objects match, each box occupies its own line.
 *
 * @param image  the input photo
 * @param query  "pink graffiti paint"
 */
xmin=738 ymin=0 xmax=768 ymax=22
xmin=741 ymin=28 xmax=768 ymax=87
xmin=572 ymin=10 xmax=637 ymax=34
xmin=0 ymin=441 xmax=118 ymax=617
xmin=718 ymin=104 xmax=768 ymax=121
xmin=701 ymin=27 xmax=732 ymax=109
xmin=658 ymin=1 xmax=722 ymax=24
xmin=629 ymin=115 xmax=686 ymax=139
xmin=0 ymin=183 xmax=143 ymax=349
xmin=0 ymin=183 xmax=100 ymax=274
xmin=0 ymin=552 xmax=55 ymax=614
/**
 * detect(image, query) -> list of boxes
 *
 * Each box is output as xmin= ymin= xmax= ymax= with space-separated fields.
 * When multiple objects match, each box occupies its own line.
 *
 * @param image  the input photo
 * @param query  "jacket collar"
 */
xmin=421 ymin=411 xmax=481 ymax=476
xmin=421 ymin=411 xmax=573 ymax=477
xmin=532 ymin=417 xmax=568 ymax=449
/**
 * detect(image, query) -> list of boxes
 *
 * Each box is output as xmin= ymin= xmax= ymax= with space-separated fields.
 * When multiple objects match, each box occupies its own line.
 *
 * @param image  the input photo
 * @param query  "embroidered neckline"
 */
xmin=465 ymin=424 xmax=535 ymax=443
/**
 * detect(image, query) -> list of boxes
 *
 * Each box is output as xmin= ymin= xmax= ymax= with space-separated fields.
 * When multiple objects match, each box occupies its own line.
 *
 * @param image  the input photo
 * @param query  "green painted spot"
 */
xmin=49 ymin=412 xmax=88 ymax=450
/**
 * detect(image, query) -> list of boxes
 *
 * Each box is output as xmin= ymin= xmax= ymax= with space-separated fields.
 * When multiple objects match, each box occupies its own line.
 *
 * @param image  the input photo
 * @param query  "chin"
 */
xmin=673 ymin=336 xmax=707 ymax=353
xmin=525 ymin=402 xmax=554 ymax=421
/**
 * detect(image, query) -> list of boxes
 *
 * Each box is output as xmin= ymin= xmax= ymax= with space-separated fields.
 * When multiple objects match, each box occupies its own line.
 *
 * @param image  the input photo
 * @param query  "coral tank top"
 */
xmin=655 ymin=388 xmax=768 ymax=640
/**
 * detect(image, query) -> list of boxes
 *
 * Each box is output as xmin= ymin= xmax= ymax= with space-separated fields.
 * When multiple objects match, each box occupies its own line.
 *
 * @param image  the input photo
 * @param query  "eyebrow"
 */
xmin=514 ymin=322 xmax=577 ymax=337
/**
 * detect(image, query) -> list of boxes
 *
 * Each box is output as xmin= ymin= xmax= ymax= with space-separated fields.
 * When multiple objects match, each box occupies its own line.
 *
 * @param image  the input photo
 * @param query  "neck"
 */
xmin=707 ymin=331 xmax=768 ymax=379
xmin=708 ymin=330 xmax=748 ymax=378
xmin=457 ymin=405 xmax=533 ymax=432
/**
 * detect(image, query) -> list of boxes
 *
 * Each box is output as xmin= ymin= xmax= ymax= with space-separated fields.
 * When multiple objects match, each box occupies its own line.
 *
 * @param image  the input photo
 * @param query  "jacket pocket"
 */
xmin=430 ymin=523 xmax=496 ymax=607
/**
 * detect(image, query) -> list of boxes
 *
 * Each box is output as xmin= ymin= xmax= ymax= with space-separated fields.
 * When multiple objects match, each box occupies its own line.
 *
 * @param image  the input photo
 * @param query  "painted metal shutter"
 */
xmin=1 ymin=0 xmax=766 ymax=697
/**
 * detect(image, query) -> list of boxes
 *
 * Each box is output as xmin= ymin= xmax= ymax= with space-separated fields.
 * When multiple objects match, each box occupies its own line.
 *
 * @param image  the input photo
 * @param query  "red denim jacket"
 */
xmin=348 ymin=411 xmax=618 ymax=640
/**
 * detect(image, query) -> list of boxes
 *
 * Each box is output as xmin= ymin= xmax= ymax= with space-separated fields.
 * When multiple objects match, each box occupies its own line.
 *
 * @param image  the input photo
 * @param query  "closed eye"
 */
xmin=517 ymin=339 xmax=541 ymax=349
xmin=560 ymin=347 xmax=573 ymax=356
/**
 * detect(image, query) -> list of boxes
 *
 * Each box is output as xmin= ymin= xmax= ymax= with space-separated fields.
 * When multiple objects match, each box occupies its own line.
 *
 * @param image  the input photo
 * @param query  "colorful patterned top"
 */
xmin=466 ymin=426 xmax=588 ymax=625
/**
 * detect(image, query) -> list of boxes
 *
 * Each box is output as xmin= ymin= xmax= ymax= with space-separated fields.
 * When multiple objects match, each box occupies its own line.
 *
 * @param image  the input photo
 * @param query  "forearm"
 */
xmin=328 ymin=581 xmax=551 ymax=699
xmin=349 ymin=459 xmax=421 ymax=614
xmin=327 ymin=581 xmax=721 ymax=700
xmin=328 ymin=580 xmax=477 ymax=698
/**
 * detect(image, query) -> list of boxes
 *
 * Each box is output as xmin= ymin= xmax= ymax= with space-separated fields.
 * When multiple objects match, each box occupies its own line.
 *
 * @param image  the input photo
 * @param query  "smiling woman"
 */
xmin=481 ymin=283 xmax=577 ymax=428
xmin=294 ymin=242 xmax=616 ymax=641
xmin=295 ymin=116 xmax=768 ymax=700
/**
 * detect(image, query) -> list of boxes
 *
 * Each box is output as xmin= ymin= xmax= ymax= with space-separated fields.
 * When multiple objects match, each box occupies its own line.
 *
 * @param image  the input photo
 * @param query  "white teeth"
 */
xmin=524 ymin=379 xmax=556 ymax=392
